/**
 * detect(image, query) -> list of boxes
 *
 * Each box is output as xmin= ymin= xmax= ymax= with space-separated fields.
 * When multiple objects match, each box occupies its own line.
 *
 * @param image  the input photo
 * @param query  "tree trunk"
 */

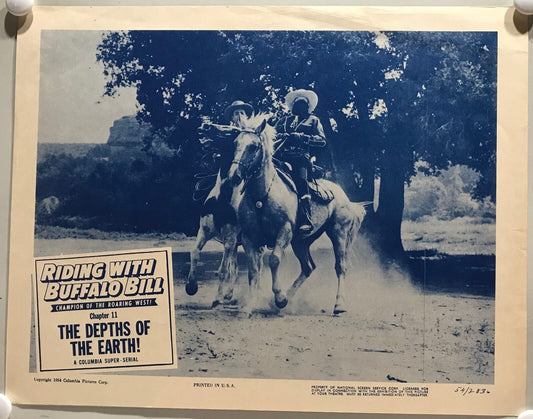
xmin=362 ymin=150 xmax=407 ymax=263
xmin=357 ymin=163 xmax=375 ymax=203
xmin=377 ymin=163 xmax=405 ymax=257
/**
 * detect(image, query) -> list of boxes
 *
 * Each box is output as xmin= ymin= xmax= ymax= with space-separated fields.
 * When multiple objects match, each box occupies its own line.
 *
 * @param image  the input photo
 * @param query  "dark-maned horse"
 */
xmin=186 ymin=126 xmax=243 ymax=308
xmin=228 ymin=116 xmax=365 ymax=314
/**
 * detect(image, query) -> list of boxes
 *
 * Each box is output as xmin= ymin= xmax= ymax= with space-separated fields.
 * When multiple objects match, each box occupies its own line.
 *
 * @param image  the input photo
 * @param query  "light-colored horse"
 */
xmin=186 ymin=143 xmax=243 ymax=308
xmin=228 ymin=117 xmax=366 ymax=314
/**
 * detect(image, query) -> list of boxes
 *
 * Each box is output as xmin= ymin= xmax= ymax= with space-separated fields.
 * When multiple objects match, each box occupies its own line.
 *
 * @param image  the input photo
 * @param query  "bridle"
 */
xmin=233 ymin=131 xmax=276 ymax=204
xmin=232 ymin=133 xmax=264 ymax=182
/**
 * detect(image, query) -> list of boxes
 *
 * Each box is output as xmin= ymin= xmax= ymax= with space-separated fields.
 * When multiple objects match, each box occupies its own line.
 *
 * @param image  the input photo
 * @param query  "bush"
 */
xmin=404 ymin=164 xmax=495 ymax=221
xmin=35 ymin=144 xmax=203 ymax=235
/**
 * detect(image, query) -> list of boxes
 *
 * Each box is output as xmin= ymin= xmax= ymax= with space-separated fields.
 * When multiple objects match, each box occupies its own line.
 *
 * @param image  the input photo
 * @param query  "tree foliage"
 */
xmin=91 ymin=30 xmax=497 ymax=254
xmin=36 ymin=146 xmax=200 ymax=234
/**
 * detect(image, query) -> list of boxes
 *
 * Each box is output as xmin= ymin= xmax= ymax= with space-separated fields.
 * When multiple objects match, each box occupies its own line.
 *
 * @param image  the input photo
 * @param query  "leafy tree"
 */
xmin=96 ymin=30 xmax=496 ymax=259
xmin=357 ymin=32 xmax=497 ymax=257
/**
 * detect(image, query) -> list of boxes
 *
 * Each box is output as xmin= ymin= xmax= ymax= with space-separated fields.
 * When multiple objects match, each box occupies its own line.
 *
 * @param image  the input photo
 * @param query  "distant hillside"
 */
xmin=37 ymin=143 xmax=100 ymax=163
xmin=107 ymin=115 xmax=149 ymax=146
xmin=38 ymin=115 xmax=149 ymax=163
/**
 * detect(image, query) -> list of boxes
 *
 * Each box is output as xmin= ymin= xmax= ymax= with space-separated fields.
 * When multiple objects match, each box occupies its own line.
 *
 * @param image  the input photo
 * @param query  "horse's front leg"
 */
xmin=223 ymin=239 xmax=239 ymax=304
xmin=186 ymin=215 xmax=215 ymax=296
xmin=213 ymin=225 xmax=239 ymax=308
xmin=270 ymin=222 xmax=292 ymax=309
xmin=242 ymin=236 xmax=263 ymax=315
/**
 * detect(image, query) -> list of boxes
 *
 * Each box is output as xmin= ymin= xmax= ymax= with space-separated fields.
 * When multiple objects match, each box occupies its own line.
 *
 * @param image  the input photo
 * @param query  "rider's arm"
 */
xmin=292 ymin=117 xmax=326 ymax=147
xmin=307 ymin=117 xmax=326 ymax=147
xmin=274 ymin=117 xmax=291 ymax=142
xmin=199 ymin=122 xmax=241 ymax=141
xmin=274 ymin=117 xmax=287 ymax=134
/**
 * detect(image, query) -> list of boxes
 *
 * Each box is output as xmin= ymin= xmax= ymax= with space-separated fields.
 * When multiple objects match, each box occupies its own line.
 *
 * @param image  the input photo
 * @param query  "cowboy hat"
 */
xmin=224 ymin=100 xmax=254 ymax=121
xmin=284 ymin=89 xmax=318 ymax=113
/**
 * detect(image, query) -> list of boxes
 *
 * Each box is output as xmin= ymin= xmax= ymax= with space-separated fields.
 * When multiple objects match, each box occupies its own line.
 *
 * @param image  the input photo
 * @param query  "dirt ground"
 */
xmin=171 ymin=289 xmax=493 ymax=384
xmin=34 ymin=236 xmax=494 ymax=384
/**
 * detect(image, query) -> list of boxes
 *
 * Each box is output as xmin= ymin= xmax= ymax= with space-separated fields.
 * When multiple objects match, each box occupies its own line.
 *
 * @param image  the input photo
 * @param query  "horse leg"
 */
xmin=326 ymin=226 xmax=350 ymax=315
xmin=286 ymin=239 xmax=315 ymax=300
xmin=242 ymin=237 xmax=262 ymax=315
xmin=186 ymin=215 xmax=215 ymax=296
xmin=270 ymin=222 xmax=292 ymax=309
xmin=213 ymin=225 xmax=239 ymax=307
xmin=223 ymin=241 xmax=239 ymax=304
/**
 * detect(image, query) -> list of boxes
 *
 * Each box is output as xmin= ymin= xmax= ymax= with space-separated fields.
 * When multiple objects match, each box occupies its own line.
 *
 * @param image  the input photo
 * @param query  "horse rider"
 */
xmin=199 ymin=100 xmax=254 ymax=165
xmin=188 ymin=101 xmax=254 ymax=302
xmin=225 ymin=100 xmax=254 ymax=129
xmin=275 ymin=89 xmax=327 ymax=233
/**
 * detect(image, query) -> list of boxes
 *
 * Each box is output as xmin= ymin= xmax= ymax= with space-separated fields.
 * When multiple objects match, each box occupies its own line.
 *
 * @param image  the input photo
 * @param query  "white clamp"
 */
xmin=5 ymin=0 xmax=33 ymax=17
xmin=0 ymin=394 xmax=12 ymax=419
xmin=518 ymin=411 xmax=533 ymax=419
xmin=514 ymin=0 xmax=533 ymax=15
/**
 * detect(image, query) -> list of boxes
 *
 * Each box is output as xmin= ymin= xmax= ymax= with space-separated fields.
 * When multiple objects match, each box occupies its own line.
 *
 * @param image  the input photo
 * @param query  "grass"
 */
xmin=36 ymin=215 xmax=495 ymax=256
xmin=34 ymin=224 xmax=188 ymax=241
xmin=402 ymin=216 xmax=495 ymax=255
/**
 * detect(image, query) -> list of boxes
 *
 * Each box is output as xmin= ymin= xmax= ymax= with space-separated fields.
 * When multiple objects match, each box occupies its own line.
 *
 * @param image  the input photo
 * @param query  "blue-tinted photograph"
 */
xmin=34 ymin=29 xmax=496 ymax=383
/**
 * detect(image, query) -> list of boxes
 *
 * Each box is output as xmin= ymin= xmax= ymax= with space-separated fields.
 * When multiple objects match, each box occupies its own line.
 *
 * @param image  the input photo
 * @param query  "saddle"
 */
xmin=193 ymin=172 xmax=217 ymax=202
xmin=193 ymin=123 xmax=238 ymax=202
xmin=273 ymin=159 xmax=334 ymax=204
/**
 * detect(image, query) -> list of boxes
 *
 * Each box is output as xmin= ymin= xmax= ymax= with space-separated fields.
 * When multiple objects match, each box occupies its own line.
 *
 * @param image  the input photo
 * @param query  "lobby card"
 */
xmin=5 ymin=6 xmax=527 ymax=416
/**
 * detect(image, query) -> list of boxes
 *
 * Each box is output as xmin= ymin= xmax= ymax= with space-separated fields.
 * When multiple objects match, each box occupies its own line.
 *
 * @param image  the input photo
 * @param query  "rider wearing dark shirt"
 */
xmin=275 ymin=89 xmax=326 ymax=233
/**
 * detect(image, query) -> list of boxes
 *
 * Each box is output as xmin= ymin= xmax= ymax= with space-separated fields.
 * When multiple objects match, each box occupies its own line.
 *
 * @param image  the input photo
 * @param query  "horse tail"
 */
xmin=346 ymin=202 xmax=366 ymax=250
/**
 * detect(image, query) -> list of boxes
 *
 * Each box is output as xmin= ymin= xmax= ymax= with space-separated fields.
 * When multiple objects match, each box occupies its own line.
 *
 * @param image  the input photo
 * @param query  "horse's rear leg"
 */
xmin=186 ymin=215 xmax=215 ymax=296
xmin=286 ymin=240 xmax=315 ymax=300
xmin=213 ymin=225 xmax=239 ymax=307
xmin=326 ymin=227 xmax=350 ymax=315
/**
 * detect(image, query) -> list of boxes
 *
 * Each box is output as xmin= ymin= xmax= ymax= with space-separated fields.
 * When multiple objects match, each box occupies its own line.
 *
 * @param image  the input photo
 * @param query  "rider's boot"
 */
xmin=298 ymin=194 xmax=313 ymax=233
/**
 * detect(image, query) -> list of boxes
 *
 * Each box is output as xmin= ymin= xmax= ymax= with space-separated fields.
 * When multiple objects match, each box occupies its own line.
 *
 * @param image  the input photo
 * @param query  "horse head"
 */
xmin=228 ymin=115 xmax=275 ymax=186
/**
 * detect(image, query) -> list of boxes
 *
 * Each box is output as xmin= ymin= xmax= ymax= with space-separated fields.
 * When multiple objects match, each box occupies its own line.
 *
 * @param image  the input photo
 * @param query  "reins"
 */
xmin=235 ymin=133 xmax=277 ymax=206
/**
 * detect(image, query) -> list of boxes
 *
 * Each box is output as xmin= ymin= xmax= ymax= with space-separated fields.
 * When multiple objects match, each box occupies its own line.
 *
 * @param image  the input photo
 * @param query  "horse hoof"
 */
xmin=275 ymin=297 xmax=288 ymax=309
xmin=185 ymin=282 xmax=198 ymax=296
xmin=224 ymin=298 xmax=238 ymax=306
xmin=242 ymin=306 xmax=254 ymax=317
xmin=333 ymin=307 xmax=347 ymax=315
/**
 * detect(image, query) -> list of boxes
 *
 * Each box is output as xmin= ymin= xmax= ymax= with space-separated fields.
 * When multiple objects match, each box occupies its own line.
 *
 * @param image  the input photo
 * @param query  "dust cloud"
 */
xmin=185 ymin=234 xmax=425 ymax=318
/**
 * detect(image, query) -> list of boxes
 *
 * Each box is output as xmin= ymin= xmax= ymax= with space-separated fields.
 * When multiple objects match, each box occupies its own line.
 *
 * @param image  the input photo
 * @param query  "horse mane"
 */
xmin=243 ymin=113 xmax=276 ymax=157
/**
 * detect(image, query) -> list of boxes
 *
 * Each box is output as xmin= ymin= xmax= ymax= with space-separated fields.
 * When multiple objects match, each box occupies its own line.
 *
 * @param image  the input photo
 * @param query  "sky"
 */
xmin=38 ymin=30 xmax=138 ymax=144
